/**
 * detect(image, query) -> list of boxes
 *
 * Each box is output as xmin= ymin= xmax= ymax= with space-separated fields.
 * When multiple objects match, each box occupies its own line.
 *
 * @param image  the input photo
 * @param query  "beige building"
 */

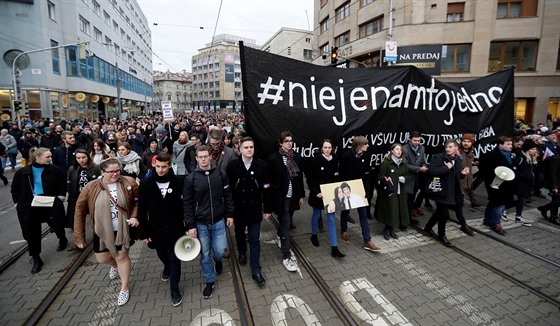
xmin=313 ymin=0 xmax=560 ymax=124
xmin=261 ymin=27 xmax=315 ymax=62
xmin=191 ymin=34 xmax=260 ymax=112
xmin=152 ymin=70 xmax=192 ymax=113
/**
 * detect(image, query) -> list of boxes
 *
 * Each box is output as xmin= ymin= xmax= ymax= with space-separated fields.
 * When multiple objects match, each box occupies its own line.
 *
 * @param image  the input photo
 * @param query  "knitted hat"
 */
xmin=461 ymin=133 xmax=475 ymax=143
xmin=44 ymin=127 xmax=51 ymax=132
xmin=522 ymin=140 xmax=538 ymax=152
xmin=155 ymin=125 xmax=166 ymax=134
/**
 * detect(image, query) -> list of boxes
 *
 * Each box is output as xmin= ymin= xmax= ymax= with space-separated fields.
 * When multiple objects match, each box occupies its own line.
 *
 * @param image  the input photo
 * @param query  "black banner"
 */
xmin=240 ymin=44 xmax=514 ymax=165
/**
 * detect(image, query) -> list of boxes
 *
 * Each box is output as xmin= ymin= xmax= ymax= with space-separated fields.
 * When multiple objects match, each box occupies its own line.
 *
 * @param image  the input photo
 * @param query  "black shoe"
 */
xmin=56 ymin=239 xmax=68 ymax=252
xmin=399 ymin=225 xmax=408 ymax=231
xmin=215 ymin=261 xmax=223 ymax=275
xmin=439 ymin=236 xmax=453 ymax=247
xmin=410 ymin=218 xmax=420 ymax=225
xmin=2 ymin=178 xmax=8 ymax=185
xmin=161 ymin=267 xmax=170 ymax=282
xmin=252 ymin=273 xmax=266 ymax=288
xmin=202 ymin=282 xmax=215 ymax=298
xmin=552 ymin=217 xmax=560 ymax=226
xmin=390 ymin=230 xmax=399 ymax=239
xmin=538 ymin=206 xmax=549 ymax=219
xmin=491 ymin=224 xmax=507 ymax=236
xmin=424 ymin=201 xmax=433 ymax=209
xmin=171 ymin=289 xmax=182 ymax=306
xmin=310 ymin=234 xmax=319 ymax=247
xmin=347 ymin=216 xmax=356 ymax=224
xmin=331 ymin=246 xmax=345 ymax=258
xmin=460 ymin=225 xmax=475 ymax=236
xmin=31 ymin=255 xmax=43 ymax=274
xmin=383 ymin=229 xmax=390 ymax=241
xmin=423 ymin=228 xmax=437 ymax=238
xmin=238 ymin=254 xmax=247 ymax=266
xmin=318 ymin=217 xmax=324 ymax=231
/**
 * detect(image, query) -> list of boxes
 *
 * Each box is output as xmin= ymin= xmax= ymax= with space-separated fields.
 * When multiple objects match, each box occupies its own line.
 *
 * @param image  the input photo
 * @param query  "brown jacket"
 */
xmin=73 ymin=176 xmax=139 ymax=245
xmin=460 ymin=148 xmax=475 ymax=194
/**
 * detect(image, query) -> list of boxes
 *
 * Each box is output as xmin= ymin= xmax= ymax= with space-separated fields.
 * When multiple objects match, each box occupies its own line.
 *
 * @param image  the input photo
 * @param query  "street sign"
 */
xmin=161 ymin=101 xmax=174 ymax=121
xmin=385 ymin=41 xmax=398 ymax=63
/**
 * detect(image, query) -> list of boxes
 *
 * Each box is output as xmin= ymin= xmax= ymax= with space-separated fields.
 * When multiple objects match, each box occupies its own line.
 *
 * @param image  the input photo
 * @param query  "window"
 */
xmin=120 ymin=28 xmax=126 ymax=39
xmin=359 ymin=16 xmax=383 ymax=38
xmin=51 ymin=40 xmax=60 ymax=74
xmin=336 ymin=2 xmax=351 ymax=22
xmin=335 ymin=31 xmax=350 ymax=47
xmin=104 ymin=10 xmax=110 ymax=25
xmin=442 ymin=44 xmax=471 ymax=72
xmin=113 ymin=21 xmax=118 ymax=33
xmin=361 ymin=0 xmax=374 ymax=7
xmin=47 ymin=1 xmax=56 ymax=20
xmin=447 ymin=2 xmax=464 ymax=22
xmin=104 ymin=36 xmax=112 ymax=48
xmin=79 ymin=16 xmax=90 ymax=35
xmin=65 ymin=46 xmax=79 ymax=76
xmin=94 ymin=27 xmax=102 ymax=42
xmin=93 ymin=1 xmax=100 ymax=16
xmin=488 ymin=40 xmax=538 ymax=72
xmin=497 ymin=0 xmax=537 ymax=18
xmin=303 ymin=49 xmax=313 ymax=60
xmin=320 ymin=17 xmax=330 ymax=33
xmin=320 ymin=43 xmax=330 ymax=56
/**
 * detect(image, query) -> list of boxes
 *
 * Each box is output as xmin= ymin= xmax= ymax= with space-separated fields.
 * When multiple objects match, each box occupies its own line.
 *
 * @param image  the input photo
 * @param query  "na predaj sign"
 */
xmin=383 ymin=45 xmax=443 ymax=75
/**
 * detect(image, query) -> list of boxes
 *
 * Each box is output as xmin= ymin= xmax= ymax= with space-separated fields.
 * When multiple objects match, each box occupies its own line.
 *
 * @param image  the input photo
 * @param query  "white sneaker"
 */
xmin=109 ymin=267 xmax=118 ymax=280
xmin=515 ymin=216 xmax=532 ymax=227
xmin=117 ymin=290 xmax=129 ymax=306
xmin=276 ymin=235 xmax=282 ymax=249
xmin=501 ymin=211 xmax=508 ymax=220
xmin=282 ymin=257 xmax=298 ymax=272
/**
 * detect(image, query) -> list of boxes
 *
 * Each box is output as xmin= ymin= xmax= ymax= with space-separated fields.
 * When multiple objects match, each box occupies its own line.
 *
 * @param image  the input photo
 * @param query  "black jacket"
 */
xmin=52 ymin=144 xmax=78 ymax=174
xmin=479 ymin=147 xmax=515 ymax=205
xmin=11 ymin=164 xmax=67 ymax=239
xmin=339 ymin=149 xmax=374 ymax=196
xmin=66 ymin=165 xmax=101 ymax=228
xmin=427 ymin=152 xmax=463 ymax=206
xmin=138 ymin=172 xmax=186 ymax=250
xmin=183 ymin=145 xmax=198 ymax=174
xmin=305 ymin=153 xmax=340 ymax=209
xmin=267 ymin=151 xmax=305 ymax=214
xmin=226 ymin=157 xmax=272 ymax=225
xmin=183 ymin=166 xmax=234 ymax=230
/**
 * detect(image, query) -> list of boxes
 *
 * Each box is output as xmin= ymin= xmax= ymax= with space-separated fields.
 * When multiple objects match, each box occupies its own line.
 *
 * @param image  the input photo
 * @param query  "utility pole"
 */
xmin=388 ymin=0 xmax=394 ymax=66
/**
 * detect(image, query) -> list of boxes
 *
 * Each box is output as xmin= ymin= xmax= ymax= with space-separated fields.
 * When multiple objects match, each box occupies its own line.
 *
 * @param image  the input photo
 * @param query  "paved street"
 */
xmin=0 ymin=169 xmax=559 ymax=325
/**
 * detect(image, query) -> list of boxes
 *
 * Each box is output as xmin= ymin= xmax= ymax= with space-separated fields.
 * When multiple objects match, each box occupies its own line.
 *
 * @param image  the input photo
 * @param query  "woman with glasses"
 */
xmin=73 ymin=158 xmax=140 ymax=306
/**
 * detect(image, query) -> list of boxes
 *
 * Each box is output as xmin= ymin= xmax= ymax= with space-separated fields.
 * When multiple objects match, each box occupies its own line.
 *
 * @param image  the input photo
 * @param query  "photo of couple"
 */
xmin=320 ymin=179 xmax=368 ymax=213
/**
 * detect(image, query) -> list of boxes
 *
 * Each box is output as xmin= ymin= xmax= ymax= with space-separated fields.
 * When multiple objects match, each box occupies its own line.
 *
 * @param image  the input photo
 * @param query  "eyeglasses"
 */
xmin=103 ymin=170 xmax=121 ymax=175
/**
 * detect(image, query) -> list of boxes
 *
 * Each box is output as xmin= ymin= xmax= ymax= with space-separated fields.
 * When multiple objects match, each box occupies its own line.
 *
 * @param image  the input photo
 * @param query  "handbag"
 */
xmin=31 ymin=195 xmax=55 ymax=207
xmin=6 ymin=146 xmax=18 ymax=155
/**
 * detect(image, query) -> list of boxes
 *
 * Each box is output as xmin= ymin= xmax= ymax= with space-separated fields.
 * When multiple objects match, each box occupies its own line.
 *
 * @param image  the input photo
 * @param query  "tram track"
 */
xmin=0 ymin=227 xmax=51 ymax=273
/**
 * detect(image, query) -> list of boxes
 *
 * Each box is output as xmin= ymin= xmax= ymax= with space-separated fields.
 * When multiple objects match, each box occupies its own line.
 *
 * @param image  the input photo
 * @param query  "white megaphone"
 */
xmin=174 ymin=235 xmax=201 ymax=262
xmin=491 ymin=166 xmax=515 ymax=189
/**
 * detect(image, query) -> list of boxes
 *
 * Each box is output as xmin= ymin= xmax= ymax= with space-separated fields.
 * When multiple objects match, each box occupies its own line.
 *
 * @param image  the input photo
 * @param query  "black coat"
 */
xmin=138 ymin=172 xmax=186 ymax=250
xmin=226 ymin=157 xmax=272 ymax=225
xmin=427 ymin=152 xmax=463 ymax=206
xmin=339 ymin=150 xmax=374 ymax=196
xmin=305 ymin=154 xmax=340 ymax=209
xmin=479 ymin=148 xmax=515 ymax=205
xmin=512 ymin=154 xmax=534 ymax=198
xmin=267 ymin=151 xmax=305 ymax=214
xmin=66 ymin=165 xmax=101 ymax=228
xmin=52 ymin=145 xmax=78 ymax=174
xmin=183 ymin=145 xmax=197 ymax=173
xmin=11 ymin=164 xmax=67 ymax=239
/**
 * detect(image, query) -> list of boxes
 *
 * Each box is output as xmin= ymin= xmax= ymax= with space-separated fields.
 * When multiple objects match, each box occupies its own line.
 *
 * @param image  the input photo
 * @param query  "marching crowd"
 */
xmin=3 ymin=112 xmax=559 ymax=308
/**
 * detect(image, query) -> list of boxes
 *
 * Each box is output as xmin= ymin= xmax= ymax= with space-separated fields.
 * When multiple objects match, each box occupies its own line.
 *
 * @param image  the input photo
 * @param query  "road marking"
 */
xmin=88 ymin=242 xmax=143 ymax=326
xmin=190 ymin=308 xmax=235 ymax=325
xmin=339 ymin=278 xmax=412 ymax=325
xmin=9 ymin=240 xmax=26 ymax=245
xmin=387 ymin=251 xmax=500 ymax=326
xmin=270 ymin=294 xmax=321 ymax=325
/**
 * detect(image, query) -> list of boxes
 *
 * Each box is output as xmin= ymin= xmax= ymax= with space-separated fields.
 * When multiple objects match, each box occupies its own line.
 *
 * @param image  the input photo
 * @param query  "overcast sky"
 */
xmin=137 ymin=0 xmax=314 ymax=73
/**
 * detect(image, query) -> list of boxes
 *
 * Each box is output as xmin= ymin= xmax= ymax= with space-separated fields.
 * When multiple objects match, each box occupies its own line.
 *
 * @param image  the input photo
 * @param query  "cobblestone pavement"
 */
xmin=1 ymin=184 xmax=559 ymax=325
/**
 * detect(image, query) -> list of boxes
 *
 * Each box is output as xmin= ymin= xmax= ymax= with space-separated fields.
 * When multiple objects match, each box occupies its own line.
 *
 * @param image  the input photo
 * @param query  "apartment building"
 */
xmin=152 ymin=70 xmax=193 ymax=113
xmin=261 ymin=27 xmax=315 ymax=62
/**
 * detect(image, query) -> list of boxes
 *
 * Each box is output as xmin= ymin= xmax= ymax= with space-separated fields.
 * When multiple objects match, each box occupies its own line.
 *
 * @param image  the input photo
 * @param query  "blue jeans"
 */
xmin=340 ymin=207 xmax=371 ymax=243
xmin=156 ymin=248 xmax=181 ymax=291
xmin=235 ymin=221 xmax=261 ymax=275
xmin=311 ymin=208 xmax=337 ymax=246
xmin=484 ymin=203 xmax=505 ymax=227
xmin=2 ymin=155 xmax=16 ymax=169
xmin=196 ymin=219 xmax=227 ymax=284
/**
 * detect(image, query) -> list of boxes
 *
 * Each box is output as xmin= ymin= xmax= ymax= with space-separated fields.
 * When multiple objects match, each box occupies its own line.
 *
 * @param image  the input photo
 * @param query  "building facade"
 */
xmin=0 ymin=0 xmax=153 ymax=122
xmin=152 ymin=70 xmax=193 ymax=113
xmin=191 ymin=34 xmax=260 ymax=113
xmin=261 ymin=27 xmax=315 ymax=62
xmin=313 ymin=0 xmax=560 ymax=124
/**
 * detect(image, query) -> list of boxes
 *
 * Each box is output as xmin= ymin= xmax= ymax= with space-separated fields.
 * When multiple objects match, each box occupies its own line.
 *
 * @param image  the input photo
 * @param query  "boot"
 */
xmin=310 ymin=234 xmax=319 ymax=247
xmin=331 ymin=246 xmax=345 ymax=258
xmin=383 ymin=227 xmax=391 ymax=241
xmin=468 ymin=191 xmax=480 ymax=208
xmin=1 ymin=174 xmax=8 ymax=185
xmin=31 ymin=255 xmax=43 ymax=274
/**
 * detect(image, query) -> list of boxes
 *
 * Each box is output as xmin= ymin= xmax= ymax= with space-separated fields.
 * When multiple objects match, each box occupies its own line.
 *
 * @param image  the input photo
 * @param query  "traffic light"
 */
xmin=13 ymin=100 xmax=23 ymax=111
xmin=331 ymin=47 xmax=339 ymax=64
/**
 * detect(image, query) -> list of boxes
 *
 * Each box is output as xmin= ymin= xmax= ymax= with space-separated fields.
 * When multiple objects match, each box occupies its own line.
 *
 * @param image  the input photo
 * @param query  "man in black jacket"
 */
xmin=226 ymin=137 xmax=271 ymax=287
xmin=267 ymin=131 xmax=305 ymax=272
xmin=183 ymin=145 xmax=234 ymax=299
xmin=52 ymin=131 xmax=77 ymax=175
xmin=139 ymin=152 xmax=186 ymax=307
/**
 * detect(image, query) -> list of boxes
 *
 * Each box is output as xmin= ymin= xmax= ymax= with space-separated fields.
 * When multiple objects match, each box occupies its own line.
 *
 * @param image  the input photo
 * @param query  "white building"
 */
xmin=261 ymin=27 xmax=314 ymax=62
xmin=0 ymin=0 xmax=153 ymax=122
xmin=152 ymin=70 xmax=193 ymax=113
